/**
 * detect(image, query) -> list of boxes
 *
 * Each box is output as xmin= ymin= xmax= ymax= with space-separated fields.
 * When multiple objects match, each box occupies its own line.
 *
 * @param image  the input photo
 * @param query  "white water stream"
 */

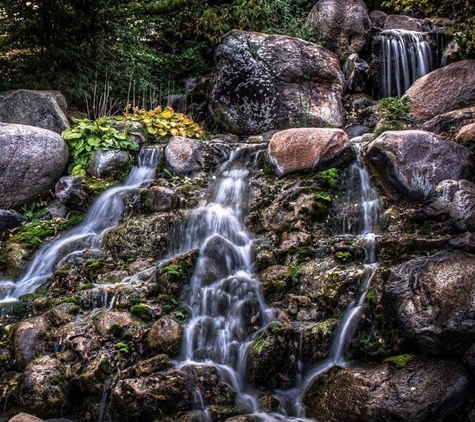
xmin=0 ymin=147 xmax=160 ymax=302
xmin=381 ymin=29 xmax=433 ymax=98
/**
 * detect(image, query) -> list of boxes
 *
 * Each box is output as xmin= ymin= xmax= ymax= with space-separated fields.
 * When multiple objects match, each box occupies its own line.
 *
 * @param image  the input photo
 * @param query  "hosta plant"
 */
xmin=123 ymin=105 xmax=205 ymax=139
xmin=62 ymin=117 xmax=139 ymax=176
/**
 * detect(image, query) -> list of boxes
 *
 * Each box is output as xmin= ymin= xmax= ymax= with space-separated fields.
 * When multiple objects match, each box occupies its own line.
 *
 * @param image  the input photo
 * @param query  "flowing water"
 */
xmin=381 ymin=29 xmax=433 ymax=98
xmin=285 ymin=141 xmax=383 ymax=417
xmin=171 ymin=142 xmax=382 ymax=421
xmin=0 ymin=147 xmax=160 ymax=302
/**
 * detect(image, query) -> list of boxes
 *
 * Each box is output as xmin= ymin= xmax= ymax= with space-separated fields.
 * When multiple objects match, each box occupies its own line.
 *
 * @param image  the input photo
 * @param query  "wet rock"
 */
xmin=342 ymin=54 xmax=369 ymax=92
xmin=93 ymin=311 xmax=142 ymax=339
xmin=260 ymin=265 xmax=291 ymax=303
xmin=0 ymin=123 xmax=69 ymax=209
xmin=306 ymin=0 xmax=372 ymax=61
xmin=0 ymin=209 xmax=27 ymax=232
xmin=300 ymin=320 xmax=338 ymax=364
xmin=209 ymin=30 xmax=345 ymax=135
xmin=383 ymin=250 xmax=475 ymax=355
xmin=344 ymin=124 xmax=372 ymax=139
xmin=120 ymin=354 xmax=171 ymax=378
xmin=45 ymin=199 xmax=68 ymax=218
xmin=75 ymin=353 xmax=114 ymax=395
xmin=246 ymin=322 xmax=299 ymax=389
xmin=365 ymin=130 xmax=472 ymax=202
xmin=11 ymin=316 xmax=51 ymax=369
xmin=164 ymin=137 xmax=230 ymax=175
xmin=55 ymin=176 xmax=89 ymax=210
xmin=422 ymin=106 xmax=475 ymax=140
xmin=154 ymin=251 xmax=198 ymax=296
xmin=383 ymin=14 xmax=431 ymax=31
xmin=87 ymin=149 xmax=131 ymax=178
xmin=421 ymin=179 xmax=475 ymax=231
xmin=14 ymin=356 xmax=70 ymax=418
xmin=141 ymin=186 xmax=177 ymax=212
xmin=147 ymin=315 xmax=182 ymax=357
xmin=110 ymin=369 xmax=193 ymax=421
xmin=103 ymin=213 xmax=179 ymax=262
xmin=304 ymin=359 xmax=470 ymax=422
xmin=0 ymin=89 xmax=69 ymax=134
xmin=456 ymin=122 xmax=475 ymax=143
xmin=405 ymin=60 xmax=475 ymax=124
xmin=267 ymin=128 xmax=351 ymax=176
xmin=182 ymin=363 xmax=236 ymax=406
xmin=369 ymin=10 xmax=388 ymax=28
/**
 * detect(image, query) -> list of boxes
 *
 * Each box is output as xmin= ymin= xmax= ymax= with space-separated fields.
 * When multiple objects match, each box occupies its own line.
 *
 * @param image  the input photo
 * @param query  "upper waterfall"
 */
xmin=380 ymin=29 xmax=433 ymax=98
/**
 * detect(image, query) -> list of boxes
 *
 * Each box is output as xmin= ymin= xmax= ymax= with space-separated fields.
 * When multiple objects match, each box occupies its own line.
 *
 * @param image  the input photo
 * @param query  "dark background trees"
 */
xmin=0 ymin=0 xmax=473 ymax=114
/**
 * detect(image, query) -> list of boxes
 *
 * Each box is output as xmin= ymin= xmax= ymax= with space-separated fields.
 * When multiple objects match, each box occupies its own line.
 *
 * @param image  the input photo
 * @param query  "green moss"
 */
xmin=383 ymin=354 xmax=415 ymax=369
xmin=250 ymin=338 xmax=267 ymax=356
xmin=79 ymin=283 xmax=94 ymax=291
xmin=109 ymin=324 xmax=124 ymax=339
xmin=130 ymin=304 xmax=151 ymax=321
xmin=268 ymin=322 xmax=282 ymax=335
xmin=334 ymin=251 xmax=351 ymax=262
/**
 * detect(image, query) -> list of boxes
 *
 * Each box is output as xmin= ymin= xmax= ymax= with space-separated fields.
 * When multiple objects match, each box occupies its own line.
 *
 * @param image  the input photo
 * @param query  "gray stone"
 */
xmin=365 ymin=130 xmax=472 ymax=202
xmin=14 ymin=356 xmax=70 ymax=417
xmin=304 ymin=359 xmax=470 ymax=422
xmin=383 ymin=14 xmax=432 ymax=31
xmin=383 ymin=250 xmax=475 ymax=355
xmin=307 ymin=0 xmax=372 ymax=61
xmin=0 ymin=209 xmax=27 ymax=232
xmin=87 ymin=149 xmax=131 ymax=178
xmin=422 ymin=179 xmax=475 ymax=231
xmin=369 ymin=10 xmax=388 ymax=28
xmin=55 ymin=176 xmax=88 ymax=210
xmin=209 ymin=30 xmax=345 ymax=135
xmin=342 ymin=54 xmax=369 ymax=92
xmin=422 ymin=106 xmax=475 ymax=139
xmin=0 ymin=90 xmax=69 ymax=134
xmin=147 ymin=316 xmax=182 ymax=357
xmin=405 ymin=60 xmax=475 ymax=124
xmin=0 ymin=123 xmax=69 ymax=209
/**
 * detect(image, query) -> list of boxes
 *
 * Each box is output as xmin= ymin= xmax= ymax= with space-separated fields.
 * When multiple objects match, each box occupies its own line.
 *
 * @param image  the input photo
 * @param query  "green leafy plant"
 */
xmin=62 ymin=117 xmax=139 ymax=176
xmin=115 ymin=342 xmax=130 ymax=355
xmin=374 ymin=96 xmax=412 ymax=136
xmin=334 ymin=251 xmax=351 ymax=262
xmin=123 ymin=105 xmax=205 ymax=139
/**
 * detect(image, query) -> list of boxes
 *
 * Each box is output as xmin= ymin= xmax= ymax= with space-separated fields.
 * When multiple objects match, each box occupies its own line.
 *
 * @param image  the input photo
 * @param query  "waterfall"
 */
xmin=287 ymin=141 xmax=383 ymax=416
xmin=0 ymin=147 xmax=160 ymax=302
xmin=173 ymin=146 xmax=270 ymax=415
xmin=381 ymin=29 xmax=433 ymax=98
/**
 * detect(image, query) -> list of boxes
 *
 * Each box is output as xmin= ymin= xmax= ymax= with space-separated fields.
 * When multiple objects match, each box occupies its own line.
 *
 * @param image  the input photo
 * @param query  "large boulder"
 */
xmin=405 ymin=60 xmax=475 ymax=124
xmin=306 ymin=0 xmax=372 ymax=62
xmin=164 ymin=137 xmax=231 ymax=175
xmin=383 ymin=250 xmax=475 ymax=356
xmin=383 ymin=15 xmax=431 ymax=31
xmin=0 ymin=90 xmax=69 ymax=134
xmin=110 ymin=369 xmax=194 ymax=421
xmin=364 ymin=130 xmax=472 ymax=202
xmin=421 ymin=179 xmax=475 ymax=231
xmin=421 ymin=106 xmax=475 ymax=139
xmin=209 ymin=30 xmax=345 ymax=135
xmin=0 ymin=123 xmax=69 ymax=209
xmin=267 ymin=128 xmax=351 ymax=175
xmin=304 ymin=359 xmax=470 ymax=422
xmin=14 ymin=356 xmax=70 ymax=418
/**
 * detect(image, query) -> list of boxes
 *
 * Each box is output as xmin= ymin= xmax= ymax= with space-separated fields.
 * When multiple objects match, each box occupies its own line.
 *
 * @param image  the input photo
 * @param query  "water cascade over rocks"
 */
xmin=286 ymin=141 xmax=383 ymax=417
xmin=380 ymin=29 xmax=433 ymax=97
xmin=0 ymin=147 xmax=160 ymax=302
xmin=169 ymin=141 xmax=383 ymax=421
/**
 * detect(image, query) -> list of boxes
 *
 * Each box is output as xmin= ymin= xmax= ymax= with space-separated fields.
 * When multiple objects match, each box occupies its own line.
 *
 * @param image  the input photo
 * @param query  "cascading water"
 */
xmin=0 ymin=147 xmax=160 ymax=302
xmin=381 ymin=29 xmax=433 ymax=98
xmin=285 ymin=140 xmax=383 ymax=417
xmin=173 ymin=146 xmax=271 ymax=416
xmin=171 ymin=141 xmax=383 ymax=421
